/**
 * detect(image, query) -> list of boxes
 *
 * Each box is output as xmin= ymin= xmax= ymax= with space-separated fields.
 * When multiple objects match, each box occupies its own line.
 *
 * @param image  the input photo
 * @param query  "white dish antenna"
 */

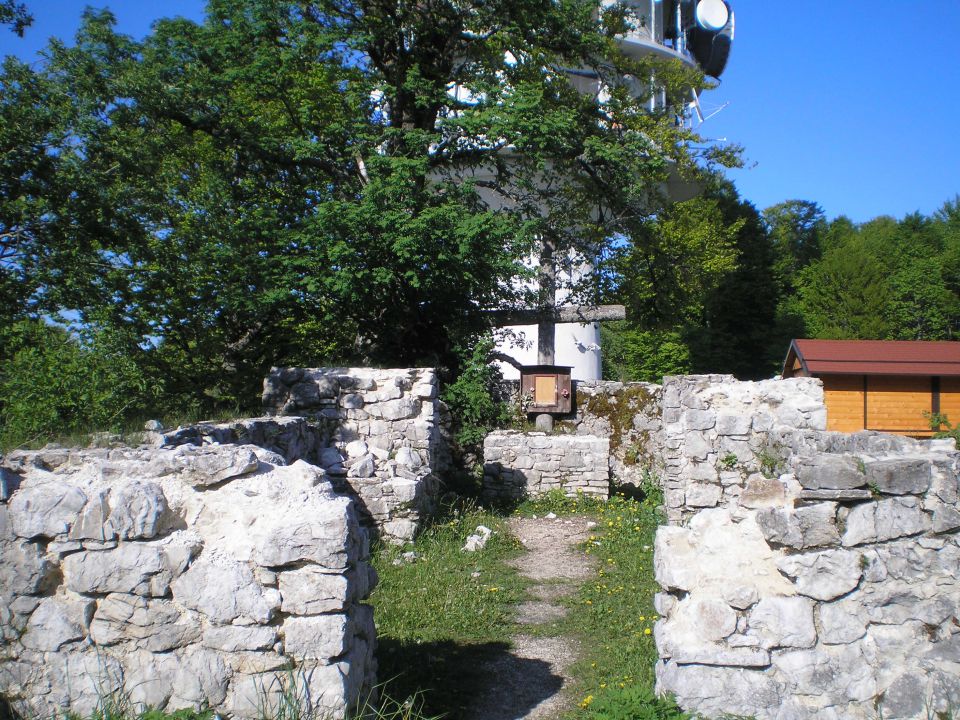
xmin=695 ymin=0 xmax=729 ymax=31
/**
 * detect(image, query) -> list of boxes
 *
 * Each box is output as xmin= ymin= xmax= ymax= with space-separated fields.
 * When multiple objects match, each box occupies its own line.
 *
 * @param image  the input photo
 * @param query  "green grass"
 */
xmin=369 ymin=501 xmax=527 ymax=718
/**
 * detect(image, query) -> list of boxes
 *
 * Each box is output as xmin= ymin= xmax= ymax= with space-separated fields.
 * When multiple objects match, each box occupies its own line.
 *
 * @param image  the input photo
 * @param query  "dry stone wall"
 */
xmin=259 ymin=367 xmax=447 ymax=542
xmin=573 ymin=381 xmax=662 ymax=491
xmin=654 ymin=375 xmax=960 ymax=720
xmin=0 ymin=442 xmax=376 ymax=719
xmin=482 ymin=432 xmax=610 ymax=502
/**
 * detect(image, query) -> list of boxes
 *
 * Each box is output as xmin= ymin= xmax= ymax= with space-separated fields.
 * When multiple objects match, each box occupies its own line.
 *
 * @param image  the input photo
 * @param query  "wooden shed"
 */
xmin=782 ymin=339 xmax=960 ymax=437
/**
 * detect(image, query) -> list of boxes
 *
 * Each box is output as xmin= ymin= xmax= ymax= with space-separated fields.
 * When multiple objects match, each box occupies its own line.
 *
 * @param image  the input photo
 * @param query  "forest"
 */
xmin=2 ymin=0 xmax=959 ymax=449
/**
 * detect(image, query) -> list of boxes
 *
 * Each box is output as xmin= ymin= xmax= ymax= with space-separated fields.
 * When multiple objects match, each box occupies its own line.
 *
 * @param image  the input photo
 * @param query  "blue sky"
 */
xmin=3 ymin=0 xmax=959 ymax=223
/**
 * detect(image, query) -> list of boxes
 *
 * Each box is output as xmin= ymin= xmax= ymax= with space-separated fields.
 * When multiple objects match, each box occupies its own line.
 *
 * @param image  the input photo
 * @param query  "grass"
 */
xmin=369 ymin=501 xmax=528 ymax=718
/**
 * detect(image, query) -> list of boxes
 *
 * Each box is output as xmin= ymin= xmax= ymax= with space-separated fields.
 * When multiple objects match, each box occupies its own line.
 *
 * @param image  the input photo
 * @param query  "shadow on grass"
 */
xmin=377 ymin=638 xmax=562 ymax=720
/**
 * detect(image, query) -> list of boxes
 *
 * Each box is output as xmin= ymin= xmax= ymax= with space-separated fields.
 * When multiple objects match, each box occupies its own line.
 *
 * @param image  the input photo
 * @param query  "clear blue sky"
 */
xmin=4 ymin=0 xmax=959 ymax=223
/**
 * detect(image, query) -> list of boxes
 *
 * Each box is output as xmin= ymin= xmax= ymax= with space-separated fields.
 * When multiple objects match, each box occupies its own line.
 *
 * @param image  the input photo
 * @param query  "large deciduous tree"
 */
xmin=2 ymin=0 xmax=732 ymax=413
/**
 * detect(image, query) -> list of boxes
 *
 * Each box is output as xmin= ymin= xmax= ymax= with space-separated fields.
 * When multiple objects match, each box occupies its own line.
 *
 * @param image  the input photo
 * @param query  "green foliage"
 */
xmin=601 ymin=325 xmax=690 ymax=383
xmin=1 ymin=0 xmax=731 ymax=418
xmin=0 ymin=1 xmax=31 ymax=36
xmin=580 ymin=685 xmax=690 ymax=720
xmin=440 ymin=337 xmax=511 ymax=449
xmin=0 ymin=320 xmax=160 ymax=449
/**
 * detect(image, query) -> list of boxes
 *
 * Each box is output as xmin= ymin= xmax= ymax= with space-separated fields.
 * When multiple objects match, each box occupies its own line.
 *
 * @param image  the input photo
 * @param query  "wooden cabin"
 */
xmin=782 ymin=339 xmax=960 ymax=437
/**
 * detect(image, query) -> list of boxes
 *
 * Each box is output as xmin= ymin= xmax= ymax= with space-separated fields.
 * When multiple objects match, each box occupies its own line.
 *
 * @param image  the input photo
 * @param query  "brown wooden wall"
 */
xmin=821 ymin=374 xmax=954 ymax=437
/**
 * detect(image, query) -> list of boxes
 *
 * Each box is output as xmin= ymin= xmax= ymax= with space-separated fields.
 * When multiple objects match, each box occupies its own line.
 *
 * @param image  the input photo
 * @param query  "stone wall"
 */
xmin=573 ymin=381 xmax=662 ymax=491
xmin=660 ymin=374 xmax=826 ymax=524
xmin=0 ymin=443 xmax=376 ymax=719
xmin=654 ymin=375 xmax=960 ymax=719
xmin=482 ymin=432 xmax=610 ymax=502
xmin=493 ymin=379 xmax=662 ymax=495
xmin=261 ymin=367 xmax=448 ymax=542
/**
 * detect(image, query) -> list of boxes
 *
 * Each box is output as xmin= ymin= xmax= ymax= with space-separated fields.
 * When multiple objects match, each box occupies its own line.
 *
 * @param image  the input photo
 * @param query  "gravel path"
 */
xmin=464 ymin=514 xmax=597 ymax=720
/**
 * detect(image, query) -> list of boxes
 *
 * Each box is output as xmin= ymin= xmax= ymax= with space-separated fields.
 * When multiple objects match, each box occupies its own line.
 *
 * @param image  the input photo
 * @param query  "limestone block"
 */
xmin=930 ymin=502 xmax=960 ymax=534
xmin=717 ymin=413 xmax=752 ymax=436
xmin=167 ymin=647 xmax=230 ymax=709
xmin=282 ymin=614 xmax=349 ymax=659
xmin=63 ymin=542 xmax=184 ymax=597
xmin=171 ymin=555 xmax=281 ymax=624
xmin=865 ymin=458 xmax=932 ymax=495
xmin=319 ymin=447 xmax=346 ymax=473
xmin=740 ymin=477 xmax=787 ymax=509
xmin=382 ymin=518 xmax=417 ymax=542
xmin=395 ymin=447 xmax=422 ymax=470
xmin=773 ymin=643 xmax=877 ymax=702
xmin=684 ymin=432 xmax=712 ymax=461
xmin=369 ymin=397 xmax=421 ymax=421
xmin=756 ymin=503 xmax=839 ymax=550
xmin=799 ymin=488 xmax=873 ymax=502
xmin=340 ymin=393 xmax=364 ymax=410
xmin=656 ymin=663 xmax=783 ymax=719
xmin=880 ymin=672 xmax=927 ymax=720
xmin=8 ymin=481 xmax=87 ymax=539
xmin=120 ymin=649 xmax=182 ymax=710
xmin=279 ymin=565 xmax=374 ymax=615
xmin=675 ymin=598 xmax=737 ymax=642
xmin=385 ymin=478 xmax=418 ymax=506
xmin=69 ymin=491 xmax=115 ymax=542
xmin=795 ymin=454 xmax=866 ymax=491
xmin=0 ymin=538 xmax=55 ymax=595
xmin=683 ymin=410 xmax=716 ymax=431
xmin=777 ymin=548 xmax=863 ymax=601
xmin=685 ymin=482 xmax=722 ymax=508
xmin=842 ymin=497 xmax=928 ymax=547
xmin=106 ymin=482 xmax=170 ymax=540
xmin=202 ymin=624 xmax=278 ymax=652
xmin=347 ymin=455 xmax=376 ymax=479
xmin=748 ymin=597 xmax=816 ymax=649
xmin=90 ymin=593 xmax=200 ymax=651
xmin=818 ymin=600 xmax=868 ymax=645
xmin=344 ymin=440 xmax=368 ymax=459
xmin=152 ymin=445 xmax=260 ymax=487
xmin=44 ymin=650 xmax=124 ymax=717
xmin=20 ymin=596 xmax=93 ymax=651
xmin=254 ymin=502 xmax=358 ymax=570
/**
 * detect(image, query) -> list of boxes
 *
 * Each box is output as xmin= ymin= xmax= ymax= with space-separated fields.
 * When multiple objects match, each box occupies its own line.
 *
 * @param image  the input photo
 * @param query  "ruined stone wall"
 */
xmin=660 ymin=374 xmax=827 ymax=524
xmin=482 ymin=432 xmax=610 ymax=502
xmin=654 ymin=375 xmax=960 ymax=719
xmin=494 ymin=379 xmax=662 ymax=493
xmin=573 ymin=381 xmax=662 ymax=491
xmin=0 ymin=443 xmax=376 ymax=719
xmin=261 ymin=367 xmax=447 ymax=542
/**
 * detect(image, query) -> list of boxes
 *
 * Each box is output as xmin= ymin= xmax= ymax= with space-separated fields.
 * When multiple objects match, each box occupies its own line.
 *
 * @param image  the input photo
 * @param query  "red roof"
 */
xmin=784 ymin=339 xmax=960 ymax=377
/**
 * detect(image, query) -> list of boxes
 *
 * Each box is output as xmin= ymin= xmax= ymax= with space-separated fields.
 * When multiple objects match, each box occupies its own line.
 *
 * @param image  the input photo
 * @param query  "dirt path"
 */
xmin=464 ymin=514 xmax=597 ymax=720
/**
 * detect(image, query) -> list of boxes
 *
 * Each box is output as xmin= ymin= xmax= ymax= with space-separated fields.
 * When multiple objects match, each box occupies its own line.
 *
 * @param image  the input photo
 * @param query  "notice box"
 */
xmin=520 ymin=365 xmax=573 ymax=414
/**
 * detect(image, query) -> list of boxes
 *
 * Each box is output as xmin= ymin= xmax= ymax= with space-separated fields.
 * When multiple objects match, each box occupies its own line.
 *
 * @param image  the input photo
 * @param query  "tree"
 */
xmin=2 ymin=0 xmax=733 ymax=412
xmin=0 ymin=0 xmax=31 ymax=36
xmin=763 ymin=199 xmax=826 ymax=292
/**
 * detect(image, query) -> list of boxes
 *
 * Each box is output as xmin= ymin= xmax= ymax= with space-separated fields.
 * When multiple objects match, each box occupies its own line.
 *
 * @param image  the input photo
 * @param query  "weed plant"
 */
xmin=369 ymin=502 xmax=526 ymax=718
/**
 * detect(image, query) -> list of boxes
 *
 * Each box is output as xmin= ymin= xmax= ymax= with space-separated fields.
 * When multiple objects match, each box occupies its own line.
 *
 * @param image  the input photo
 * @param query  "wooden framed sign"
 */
xmin=520 ymin=365 xmax=573 ymax=414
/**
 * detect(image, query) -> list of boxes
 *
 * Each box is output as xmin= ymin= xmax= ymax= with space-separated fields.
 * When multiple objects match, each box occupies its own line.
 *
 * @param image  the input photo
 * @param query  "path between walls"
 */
xmin=465 ymin=515 xmax=597 ymax=720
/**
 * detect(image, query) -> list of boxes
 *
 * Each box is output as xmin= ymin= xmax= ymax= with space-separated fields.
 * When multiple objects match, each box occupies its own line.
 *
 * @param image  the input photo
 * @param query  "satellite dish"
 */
xmin=695 ymin=0 xmax=729 ymax=30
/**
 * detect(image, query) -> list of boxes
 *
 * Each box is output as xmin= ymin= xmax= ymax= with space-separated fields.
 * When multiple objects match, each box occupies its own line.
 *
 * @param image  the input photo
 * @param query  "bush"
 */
xmin=0 ymin=320 xmax=160 ymax=448
xmin=441 ymin=336 xmax=511 ymax=449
